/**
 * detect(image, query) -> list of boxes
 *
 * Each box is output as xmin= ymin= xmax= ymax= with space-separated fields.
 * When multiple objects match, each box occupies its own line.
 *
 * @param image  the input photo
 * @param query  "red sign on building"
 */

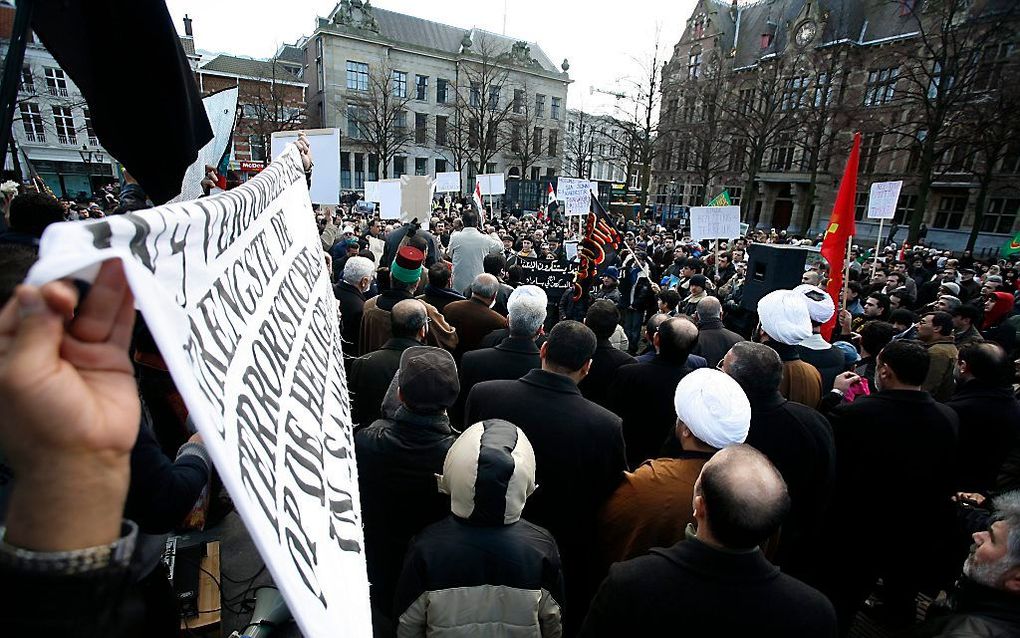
xmin=239 ymin=161 xmax=265 ymax=173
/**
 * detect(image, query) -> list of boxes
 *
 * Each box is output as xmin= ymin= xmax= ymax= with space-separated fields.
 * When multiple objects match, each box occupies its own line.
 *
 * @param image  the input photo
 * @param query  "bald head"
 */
xmin=471 ymin=273 xmax=500 ymax=301
xmin=657 ymin=316 xmax=699 ymax=364
xmin=695 ymin=296 xmax=722 ymax=321
xmin=695 ymin=445 xmax=789 ymax=550
xmin=391 ymin=299 xmax=428 ymax=340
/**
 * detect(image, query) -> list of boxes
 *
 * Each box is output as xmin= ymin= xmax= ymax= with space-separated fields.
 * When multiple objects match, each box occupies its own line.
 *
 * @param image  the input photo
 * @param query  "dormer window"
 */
xmin=693 ymin=15 xmax=706 ymax=38
xmin=761 ymin=33 xmax=773 ymax=49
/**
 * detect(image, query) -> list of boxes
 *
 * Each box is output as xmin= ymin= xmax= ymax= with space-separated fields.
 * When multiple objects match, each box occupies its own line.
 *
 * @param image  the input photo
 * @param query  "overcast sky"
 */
xmin=165 ymin=0 xmax=698 ymax=115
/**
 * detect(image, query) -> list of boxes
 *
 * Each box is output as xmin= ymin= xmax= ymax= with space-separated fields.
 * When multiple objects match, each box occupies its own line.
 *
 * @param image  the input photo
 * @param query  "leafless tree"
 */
xmin=502 ymin=79 xmax=543 ymax=179
xmin=240 ymin=57 xmax=307 ymax=161
xmin=563 ymin=109 xmax=599 ymax=178
xmin=342 ymin=63 xmax=415 ymax=179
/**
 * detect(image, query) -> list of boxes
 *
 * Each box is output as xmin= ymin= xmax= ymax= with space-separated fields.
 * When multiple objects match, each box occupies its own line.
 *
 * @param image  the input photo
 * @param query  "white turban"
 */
xmin=673 ymin=368 xmax=750 ymax=449
xmin=757 ymin=289 xmax=813 ymax=345
xmin=794 ymin=284 xmax=835 ymax=324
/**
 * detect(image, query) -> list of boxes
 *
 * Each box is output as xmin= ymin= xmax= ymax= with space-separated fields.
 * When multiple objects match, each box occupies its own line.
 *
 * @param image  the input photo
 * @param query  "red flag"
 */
xmin=821 ymin=132 xmax=861 ymax=339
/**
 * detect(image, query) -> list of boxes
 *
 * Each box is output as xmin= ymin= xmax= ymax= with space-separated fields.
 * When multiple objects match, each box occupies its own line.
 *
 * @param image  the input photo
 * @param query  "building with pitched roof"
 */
xmin=304 ymin=1 xmax=570 ymax=195
xmin=656 ymin=0 xmax=1019 ymax=254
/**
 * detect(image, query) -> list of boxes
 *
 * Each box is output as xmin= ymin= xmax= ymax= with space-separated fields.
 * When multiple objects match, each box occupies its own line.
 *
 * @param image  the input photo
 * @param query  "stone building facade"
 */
xmin=655 ymin=0 xmax=1019 ymax=254
xmin=304 ymin=0 xmax=570 ymax=194
xmin=562 ymin=109 xmax=643 ymax=206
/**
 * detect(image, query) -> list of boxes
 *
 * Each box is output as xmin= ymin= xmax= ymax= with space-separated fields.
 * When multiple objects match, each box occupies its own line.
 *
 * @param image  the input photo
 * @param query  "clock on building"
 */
xmin=795 ymin=20 xmax=817 ymax=47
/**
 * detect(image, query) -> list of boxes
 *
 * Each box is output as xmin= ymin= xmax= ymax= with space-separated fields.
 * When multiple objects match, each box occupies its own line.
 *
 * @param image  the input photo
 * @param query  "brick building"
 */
xmin=655 ymin=0 xmax=1020 ymax=254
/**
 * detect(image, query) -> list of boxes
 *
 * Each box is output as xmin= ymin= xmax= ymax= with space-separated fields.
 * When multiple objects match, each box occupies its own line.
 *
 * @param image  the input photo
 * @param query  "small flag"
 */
xmin=1002 ymin=231 xmax=1020 ymax=258
xmin=473 ymin=181 xmax=484 ymax=213
xmin=548 ymin=182 xmax=558 ymax=202
xmin=707 ymin=190 xmax=731 ymax=206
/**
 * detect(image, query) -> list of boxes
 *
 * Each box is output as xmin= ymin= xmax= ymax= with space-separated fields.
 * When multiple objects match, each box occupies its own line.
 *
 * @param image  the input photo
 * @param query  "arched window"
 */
xmin=688 ymin=46 xmax=702 ymax=80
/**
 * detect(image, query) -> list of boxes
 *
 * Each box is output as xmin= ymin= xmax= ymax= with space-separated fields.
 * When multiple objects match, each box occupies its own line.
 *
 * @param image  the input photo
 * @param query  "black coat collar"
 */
xmin=496 ymin=336 xmax=540 ymax=354
xmin=519 ymin=369 xmax=580 ymax=395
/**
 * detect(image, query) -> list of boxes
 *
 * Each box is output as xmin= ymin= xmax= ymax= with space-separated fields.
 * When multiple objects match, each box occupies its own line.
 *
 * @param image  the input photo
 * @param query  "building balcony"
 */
xmin=48 ymin=86 xmax=69 ymax=97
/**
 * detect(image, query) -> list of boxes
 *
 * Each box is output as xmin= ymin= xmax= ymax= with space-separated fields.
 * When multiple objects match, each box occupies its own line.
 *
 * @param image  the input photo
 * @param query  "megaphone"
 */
xmin=236 ymin=586 xmax=291 ymax=638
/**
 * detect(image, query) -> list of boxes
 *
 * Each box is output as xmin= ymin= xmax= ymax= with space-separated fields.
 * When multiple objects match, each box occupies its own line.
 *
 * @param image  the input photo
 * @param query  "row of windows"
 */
xmin=656 ymin=183 xmax=743 ymax=207
xmin=18 ymin=102 xmax=96 ymax=146
xmin=19 ymin=66 xmax=70 ymax=97
xmin=336 ymin=152 xmax=555 ymax=188
xmin=853 ymin=192 xmax=1018 ymax=233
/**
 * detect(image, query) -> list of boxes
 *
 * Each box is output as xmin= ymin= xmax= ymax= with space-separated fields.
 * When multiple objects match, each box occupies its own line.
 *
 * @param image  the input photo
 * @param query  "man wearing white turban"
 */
xmin=756 ymin=290 xmax=823 ymax=408
xmin=597 ymin=368 xmax=751 ymax=568
xmin=794 ymin=284 xmax=847 ymax=393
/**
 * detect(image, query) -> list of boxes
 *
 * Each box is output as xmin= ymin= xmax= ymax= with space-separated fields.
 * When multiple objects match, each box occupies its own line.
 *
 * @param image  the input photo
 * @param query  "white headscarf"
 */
xmin=673 ymin=368 xmax=751 ymax=449
xmin=794 ymin=284 xmax=835 ymax=324
xmin=757 ymin=289 xmax=813 ymax=345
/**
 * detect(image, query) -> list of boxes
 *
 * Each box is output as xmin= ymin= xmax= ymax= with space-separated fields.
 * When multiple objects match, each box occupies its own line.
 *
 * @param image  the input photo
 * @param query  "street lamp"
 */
xmin=78 ymin=145 xmax=106 ymax=195
xmin=668 ymin=179 xmax=677 ymax=226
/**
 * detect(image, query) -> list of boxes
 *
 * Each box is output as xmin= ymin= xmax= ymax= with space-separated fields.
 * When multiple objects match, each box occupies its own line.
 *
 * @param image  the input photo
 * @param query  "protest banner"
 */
xmin=171 ymin=87 xmax=238 ymax=204
xmin=689 ymin=205 xmax=741 ymax=241
xmin=516 ymin=256 xmax=576 ymax=302
xmin=476 ymin=173 xmax=506 ymax=196
xmin=867 ymin=181 xmax=902 ymax=220
xmin=559 ymin=177 xmax=591 ymax=217
xmin=434 ymin=171 xmax=461 ymax=193
xmin=271 ymin=128 xmax=341 ymax=205
xmin=26 ymin=144 xmax=371 ymax=638
xmin=363 ymin=180 xmax=380 ymax=203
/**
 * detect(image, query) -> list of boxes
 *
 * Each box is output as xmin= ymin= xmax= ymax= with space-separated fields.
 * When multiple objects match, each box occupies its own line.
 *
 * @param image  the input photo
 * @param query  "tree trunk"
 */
xmin=967 ymin=174 xmax=991 ymax=253
xmin=908 ymin=152 xmax=934 ymax=245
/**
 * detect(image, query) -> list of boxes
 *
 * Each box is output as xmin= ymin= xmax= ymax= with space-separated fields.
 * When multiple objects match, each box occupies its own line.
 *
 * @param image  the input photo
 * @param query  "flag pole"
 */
xmin=842 ymin=233 xmax=853 ymax=317
xmin=871 ymin=219 xmax=884 ymax=279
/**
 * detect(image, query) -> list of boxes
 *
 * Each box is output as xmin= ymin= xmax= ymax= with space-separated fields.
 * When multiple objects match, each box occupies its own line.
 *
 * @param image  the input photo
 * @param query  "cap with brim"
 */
xmin=392 ymin=246 xmax=425 ymax=284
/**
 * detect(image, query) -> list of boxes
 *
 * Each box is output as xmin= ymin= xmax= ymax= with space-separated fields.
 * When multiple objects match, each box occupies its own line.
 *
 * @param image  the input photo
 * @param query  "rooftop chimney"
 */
xmin=183 ymin=14 xmax=193 ymax=37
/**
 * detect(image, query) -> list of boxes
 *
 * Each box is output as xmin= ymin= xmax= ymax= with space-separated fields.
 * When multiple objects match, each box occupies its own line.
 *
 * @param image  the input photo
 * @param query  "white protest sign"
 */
xmin=476 ymin=173 xmax=506 ymax=196
xmin=172 ymin=87 xmax=238 ymax=204
xmin=364 ymin=180 xmax=380 ymax=203
xmin=434 ymin=171 xmax=461 ymax=193
xmin=378 ymin=179 xmax=402 ymax=220
xmin=27 ymin=144 xmax=371 ymax=638
xmin=400 ymin=175 xmax=434 ymax=224
xmin=367 ymin=236 xmax=385 ymax=263
xmin=689 ymin=205 xmax=741 ymax=241
xmin=589 ymin=180 xmax=599 ymax=197
xmin=271 ymin=128 xmax=341 ymax=205
xmin=867 ymin=180 xmax=903 ymax=220
xmin=559 ymin=177 xmax=591 ymax=217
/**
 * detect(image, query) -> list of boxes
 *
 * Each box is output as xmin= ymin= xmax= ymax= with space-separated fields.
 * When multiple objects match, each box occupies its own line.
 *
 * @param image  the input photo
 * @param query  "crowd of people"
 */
xmin=1 ymin=139 xmax=1019 ymax=638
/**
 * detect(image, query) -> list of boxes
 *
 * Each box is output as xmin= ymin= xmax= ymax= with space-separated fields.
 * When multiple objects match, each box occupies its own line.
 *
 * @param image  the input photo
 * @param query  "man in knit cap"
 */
xmin=361 ymin=245 xmax=457 ymax=354
xmin=794 ymin=284 xmax=846 ymax=393
xmin=598 ymin=368 xmax=751 ymax=566
xmin=756 ymin=289 xmax=823 ymax=408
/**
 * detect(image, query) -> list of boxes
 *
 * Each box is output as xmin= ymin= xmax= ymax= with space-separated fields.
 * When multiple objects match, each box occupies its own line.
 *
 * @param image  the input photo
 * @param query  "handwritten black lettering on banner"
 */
xmin=516 ymin=256 xmax=576 ymax=302
xmin=27 ymin=144 xmax=371 ymax=637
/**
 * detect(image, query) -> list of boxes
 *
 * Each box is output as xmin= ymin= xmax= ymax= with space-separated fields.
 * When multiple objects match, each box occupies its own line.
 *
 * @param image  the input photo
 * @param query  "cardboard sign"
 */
xmin=559 ymin=177 xmax=591 ymax=217
xmin=271 ymin=128 xmax=341 ymax=205
xmin=868 ymin=180 xmax=903 ymax=220
xmin=27 ymin=144 xmax=371 ymax=638
xmin=378 ymin=179 xmax=402 ymax=220
xmin=399 ymin=175 xmax=434 ymax=225
xmin=476 ymin=173 xmax=506 ymax=196
xmin=516 ymin=256 xmax=576 ymax=302
xmin=689 ymin=205 xmax=741 ymax=241
xmin=434 ymin=171 xmax=461 ymax=193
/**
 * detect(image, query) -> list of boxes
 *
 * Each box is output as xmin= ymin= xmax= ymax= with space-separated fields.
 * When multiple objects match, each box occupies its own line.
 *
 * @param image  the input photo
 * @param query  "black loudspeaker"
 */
xmin=741 ymin=244 xmax=810 ymax=310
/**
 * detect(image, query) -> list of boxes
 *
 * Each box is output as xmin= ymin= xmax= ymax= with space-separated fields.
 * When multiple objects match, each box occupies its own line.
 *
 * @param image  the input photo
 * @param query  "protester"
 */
xmin=335 ymin=255 xmax=375 ymax=355
xmin=599 ymin=368 xmax=750 ymax=565
xmin=447 ymin=210 xmax=501 ymax=292
xmin=756 ymin=289 xmax=823 ymax=408
xmin=680 ymin=274 xmax=708 ymax=316
xmin=393 ymin=420 xmax=563 ymax=637
xmin=416 ymin=261 xmax=464 ymax=313
xmin=794 ymin=284 xmax=845 ymax=393
xmin=581 ymin=446 xmax=837 ymax=637
xmin=443 ymin=273 xmax=509 ymax=360
xmin=690 ymin=296 xmax=743 ymax=368
xmin=952 ymin=305 xmax=985 ymax=349
xmin=918 ymin=310 xmax=959 ymax=401
xmin=982 ymin=291 xmax=1017 ymax=354
xmin=578 ymin=300 xmax=636 ymax=409
xmin=355 ymin=346 xmax=460 ymax=629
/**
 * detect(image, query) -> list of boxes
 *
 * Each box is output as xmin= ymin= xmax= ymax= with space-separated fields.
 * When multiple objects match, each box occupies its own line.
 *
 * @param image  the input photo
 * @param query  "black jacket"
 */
xmin=355 ymin=407 xmax=457 ymax=616
xmin=743 ymin=391 xmax=835 ymax=578
xmin=797 ymin=342 xmax=846 ymax=393
xmin=465 ymin=369 xmax=626 ymax=631
xmin=578 ymin=339 xmax=636 ymax=410
xmin=417 ymin=285 xmax=464 ymax=314
xmin=348 ymin=337 xmax=422 ymax=427
xmin=580 ymin=534 xmax=837 ymax=637
xmin=334 ymin=280 xmax=366 ymax=357
xmin=691 ymin=319 xmax=744 ymax=368
xmin=608 ymin=355 xmax=690 ymax=469
xmin=916 ymin=578 xmax=1020 ymax=638
xmin=945 ymin=379 xmax=1020 ymax=493
xmin=453 ymin=335 xmax=541 ymax=428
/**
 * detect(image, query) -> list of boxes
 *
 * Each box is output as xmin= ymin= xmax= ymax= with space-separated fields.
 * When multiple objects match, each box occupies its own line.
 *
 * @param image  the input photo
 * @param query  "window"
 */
xmin=436 ymin=115 xmax=448 ymax=146
xmin=1000 ymin=144 xmax=1020 ymax=174
xmin=854 ymin=192 xmax=869 ymax=220
xmin=692 ymin=14 xmax=706 ymax=39
xmin=530 ymin=166 xmax=541 ymax=180
xmin=738 ymin=88 xmax=756 ymax=115
xmin=568 ymin=120 xmax=575 ymax=133
xmin=394 ymin=110 xmax=407 ymax=129
xmin=316 ymin=60 xmax=324 ymax=93
xmin=393 ymin=156 xmax=406 ymax=178
xmin=548 ymin=130 xmax=558 ymax=156
xmin=415 ymin=75 xmax=428 ymax=101
xmin=316 ymin=36 xmax=323 ymax=59
xmin=676 ymin=141 xmax=690 ymax=171
xmin=346 ymin=61 xmax=368 ymax=91
xmin=19 ymin=103 xmax=44 ymax=142
xmin=317 ymin=100 xmax=325 ymax=125
xmin=782 ymin=76 xmax=809 ymax=110
xmin=551 ymin=97 xmax=561 ymax=119
xmin=469 ymin=119 xmax=479 ymax=148
xmin=437 ymin=78 xmax=449 ymax=103
xmin=341 ymin=153 xmax=351 ymax=189
xmin=769 ymin=137 xmax=795 ymax=171
xmin=511 ymin=124 xmax=522 ymax=152
xmin=760 ymin=33 xmax=773 ymax=49
xmin=414 ymin=157 xmax=427 ymax=176
xmin=864 ymin=67 xmax=899 ymax=106
xmin=513 ymin=89 xmax=524 ymax=114
xmin=52 ymin=106 xmax=75 ymax=144
xmin=894 ymin=194 xmax=916 ymax=224
xmin=486 ymin=163 xmax=497 ymax=174
xmin=983 ymin=198 xmax=1019 ymax=234
xmin=729 ymin=186 xmax=743 ymax=206
xmin=354 ymin=153 xmax=365 ymax=189
xmin=688 ymin=48 xmax=702 ymax=79
xmin=536 ymin=94 xmax=546 ymax=118
xmin=547 ymin=167 xmax=556 ymax=178
xmin=533 ymin=127 xmax=543 ymax=155
xmin=248 ymin=135 xmax=266 ymax=161
xmin=470 ymin=83 xmax=481 ymax=107
xmin=939 ymin=145 xmax=974 ymax=174
xmin=599 ymin=143 xmax=605 ymax=156
xmin=368 ymin=154 xmax=379 ymax=181
xmin=973 ymin=42 xmax=1014 ymax=92
xmin=933 ymin=193 xmax=968 ymax=229
xmin=435 ymin=158 xmax=447 ymax=174
xmin=20 ymin=66 xmax=33 ymax=93
xmin=861 ymin=133 xmax=883 ymax=173
xmin=392 ymin=71 xmax=407 ymax=98
xmin=346 ymin=104 xmax=364 ymax=139
xmin=485 ymin=126 xmax=497 ymax=151
xmin=44 ymin=68 xmax=67 ymax=97
xmin=488 ymin=85 xmax=500 ymax=111
xmin=689 ymin=185 xmax=706 ymax=207
xmin=728 ymin=138 xmax=746 ymax=172
xmin=899 ymin=0 xmax=916 ymax=16
xmin=414 ymin=112 xmax=427 ymax=144
xmin=814 ymin=72 xmax=833 ymax=107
